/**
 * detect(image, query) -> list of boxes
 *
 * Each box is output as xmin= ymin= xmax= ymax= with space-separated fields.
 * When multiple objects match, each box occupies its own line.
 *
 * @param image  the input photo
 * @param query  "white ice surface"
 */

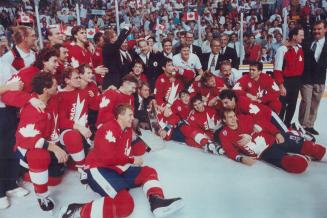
xmin=1 ymin=100 xmax=327 ymax=218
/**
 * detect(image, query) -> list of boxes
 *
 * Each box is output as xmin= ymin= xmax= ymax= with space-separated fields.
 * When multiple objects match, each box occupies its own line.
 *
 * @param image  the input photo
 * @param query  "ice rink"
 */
xmin=1 ymin=100 xmax=327 ymax=218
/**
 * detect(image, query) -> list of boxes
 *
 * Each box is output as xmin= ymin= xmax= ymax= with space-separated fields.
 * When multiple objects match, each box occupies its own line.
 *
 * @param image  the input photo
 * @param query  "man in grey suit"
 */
xmin=299 ymin=21 xmax=327 ymax=135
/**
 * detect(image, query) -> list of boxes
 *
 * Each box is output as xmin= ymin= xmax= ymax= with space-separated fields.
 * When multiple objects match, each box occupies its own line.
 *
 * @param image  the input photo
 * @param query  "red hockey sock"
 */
xmin=281 ymin=154 xmax=308 ymax=174
xmin=80 ymin=191 xmax=134 ymax=218
xmin=131 ymin=138 xmax=147 ymax=156
xmin=301 ymin=141 xmax=326 ymax=161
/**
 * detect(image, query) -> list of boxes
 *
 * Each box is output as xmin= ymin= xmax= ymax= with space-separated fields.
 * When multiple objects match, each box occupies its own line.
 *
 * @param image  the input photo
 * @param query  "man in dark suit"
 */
xmin=158 ymin=38 xmax=174 ymax=68
xmin=299 ymin=20 xmax=327 ymax=135
xmin=174 ymin=31 xmax=202 ymax=59
xmin=219 ymin=33 xmax=239 ymax=68
xmin=201 ymin=38 xmax=222 ymax=72
xmin=102 ymin=26 xmax=133 ymax=90
xmin=136 ymin=39 xmax=162 ymax=91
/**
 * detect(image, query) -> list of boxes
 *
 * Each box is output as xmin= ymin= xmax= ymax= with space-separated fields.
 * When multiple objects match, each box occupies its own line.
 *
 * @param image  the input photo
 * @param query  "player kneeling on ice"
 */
xmin=59 ymin=104 xmax=184 ymax=218
xmin=15 ymin=73 xmax=69 ymax=213
xmin=219 ymin=110 xmax=326 ymax=173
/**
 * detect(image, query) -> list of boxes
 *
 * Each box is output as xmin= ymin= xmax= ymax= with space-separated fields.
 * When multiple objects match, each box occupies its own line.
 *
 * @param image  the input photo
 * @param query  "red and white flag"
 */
xmin=87 ymin=28 xmax=97 ymax=39
xmin=184 ymin=12 xmax=199 ymax=21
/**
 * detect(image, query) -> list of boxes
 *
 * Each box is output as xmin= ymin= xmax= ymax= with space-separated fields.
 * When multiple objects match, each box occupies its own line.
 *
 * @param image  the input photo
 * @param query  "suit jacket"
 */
xmin=133 ymin=94 xmax=154 ymax=122
xmin=102 ymin=28 xmax=132 ymax=89
xmin=302 ymin=37 xmax=327 ymax=85
xmin=136 ymin=52 xmax=162 ymax=91
xmin=174 ymin=44 xmax=203 ymax=59
xmin=219 ymin=46 xmax=239 ymax=68
xmin=201 ymin=52 xmax=221 ymax=72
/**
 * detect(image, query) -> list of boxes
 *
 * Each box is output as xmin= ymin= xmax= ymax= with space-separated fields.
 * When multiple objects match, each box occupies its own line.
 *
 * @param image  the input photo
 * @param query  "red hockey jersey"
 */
xmin=57 ymin=89 xmax=91 ymax=129
xmin=154 ymin=73 xmax=184 ymax=107
xmin=233 ymin=73 xmax=280 ymax=104
xmin=188 ymin=77 xmax=225 ymax=102
xmin=85 ymin=119 xmax=134 ymax=173
xmin=171 ymin=99 xmax=191 ymax=121
xmin=68 ymin=44 xmax=93 ymax=68
xmin=187 ymin=106 xmax=222 ymax=138
xmin=15 ymin=95 xmax=60 ymax=151
xmin=219 ymin=115 xmax=280 ymax=160
xmin=2 ymin=66 xmax=40 ymax=107
xmin=96 ymin=89 xmax=134 ymax=127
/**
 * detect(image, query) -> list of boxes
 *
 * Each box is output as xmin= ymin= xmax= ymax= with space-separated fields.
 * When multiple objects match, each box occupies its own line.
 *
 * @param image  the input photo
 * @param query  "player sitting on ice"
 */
xmin=219 ymin=89 xmax=316 ymax=142
xmin=59 ymin=104 xmax=184 ymax=218
xmin=15 ymin=73 xmax=69 ymax=213
xmin=232 ymin=61 xmax=281 ymax=113
xmin=219 ymin=110 xmax=326 ymax=173
xmin=188 ymin=72 xmax=226 ymax=107
xmin=179 ymin=94 xmax=224 ymax=155
xmin=171 ymin=90 xmax=192 ymax=121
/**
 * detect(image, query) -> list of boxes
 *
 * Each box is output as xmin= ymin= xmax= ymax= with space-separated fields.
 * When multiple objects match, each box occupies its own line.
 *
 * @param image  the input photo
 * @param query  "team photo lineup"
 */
xmin=0 ymin=0 xmax=327 ymax=217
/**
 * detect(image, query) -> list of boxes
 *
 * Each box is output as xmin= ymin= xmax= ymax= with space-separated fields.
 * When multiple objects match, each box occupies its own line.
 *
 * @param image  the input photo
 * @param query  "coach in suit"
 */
xmin=174 ymin=31 xmax=202 ymax=59
xmin=102 ymin=26 xmax=132 ymax=90
xmin=219 ymin=33 xmax=239 ymax=68
xmin=201 ymin=38 xmax=222 ymax=72
xmin=299 ymin=21 xmax=327 ymax=135
xmin=136 ymin=39 xmax=162 ymax=91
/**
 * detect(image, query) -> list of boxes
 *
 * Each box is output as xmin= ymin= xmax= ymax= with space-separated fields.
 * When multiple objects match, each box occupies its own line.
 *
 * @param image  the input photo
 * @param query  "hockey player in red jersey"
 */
xmin=68 ymin=26 xmax=108 ymax=80
xmin=155 ymin=107 xmax=183 ymax=141
xmin=59 ymin=104 xmax=184 ymax=218
xmin=97 ymin=74 xmax=137 ymax=128
xmin=15 ymin=73 xmax=68 ymax=212
xmin=129 ymin=60 xmax=148 ymax=83
xmin=79 ymin=64 xmax=100 ymax=135
xmin=179 ymin=95 xmax=224 ymax=155
xmin=171 ymin=90 xmax=192 ymax=121
xmin=219 ymin=110 xmax=326 ymax=173
xmin=2 ymin=48 xmax=59 ymax=109
xmin=233 ymin=62 xmax=281 ymax=113
xmin=97 ymin=74 xmax=149 ymax=156
xmin=188 ymin=72 xmax=226 ymax=107
xmin=154 ymin=58 xmax=184 ymax=108
xmin=57 ymin=67 xmax=94 ymax=184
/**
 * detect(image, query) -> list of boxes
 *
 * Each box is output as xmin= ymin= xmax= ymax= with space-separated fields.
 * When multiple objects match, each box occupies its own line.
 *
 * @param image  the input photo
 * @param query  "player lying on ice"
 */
xmin=59 ymin=104 xmax=184 ymax=218
xmin=219 ymin=110 xmax=326 ymax=173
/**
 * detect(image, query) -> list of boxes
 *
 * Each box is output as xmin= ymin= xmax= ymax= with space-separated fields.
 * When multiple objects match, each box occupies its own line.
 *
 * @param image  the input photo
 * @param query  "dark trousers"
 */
xmin=279 ymin=77 xmax=302 ymax=127
xmin=260 ymin=140 xmax=303 ymax=168
xmin=0 ymin=107 xmax=20 ymax=197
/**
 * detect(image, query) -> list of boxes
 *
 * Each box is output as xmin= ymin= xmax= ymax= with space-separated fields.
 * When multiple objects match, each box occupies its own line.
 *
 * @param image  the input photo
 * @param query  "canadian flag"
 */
xmin=87 ymin=28 xmax=99 ymax=39
xmin=184 ymin=12 xmax=199 ymax=21
xmin=20 ymin=15 xmax=32 ymax=23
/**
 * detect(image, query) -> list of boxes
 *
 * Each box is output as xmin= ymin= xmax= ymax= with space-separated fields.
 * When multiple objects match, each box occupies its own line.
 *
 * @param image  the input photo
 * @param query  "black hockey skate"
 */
xmin=290 ymin=122 xmax=316 ymax=142
xmin=37 ymin=196 xmax=55 ymax=213
xmin=203 ymin=142 xmax=225 ymax=155
xmin=149 ymin=195 xmax=184 ymax=218
xmin=58 ymin=203 xmax=84 ymax=218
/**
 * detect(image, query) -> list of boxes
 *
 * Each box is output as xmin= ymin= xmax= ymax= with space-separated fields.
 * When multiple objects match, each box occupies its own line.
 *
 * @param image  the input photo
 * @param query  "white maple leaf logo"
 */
xmin=105 ymin=130 xmax=116 ymax=143
xmin=272 ymin=82 xmax=280 ymax=91
xmin=50 ymin=114 xmax=59 ymax=142
xmin=233 ymin=82 xmax=242 ymax=90
xmin=124 ymin=139 xmax=131 ymax=155
xmin=71 ymin=94 xmax=88 ymax=126
xmin=100 ymin=97 xmax=110 ymax=108
xmin=166 ymin=82 xmax=179 ymax=105
xmin=71 ymin=57 xmax=79 ymax=68
xmin=256 ymin=87 xmax=265 ymax=99
xmin=7 ymin=75 xmax=22 ymax=84
xmin=206 ymin=113 xmax=221 ymax=131
xmin=188 ymin=84 xmax=195 ymax=93
xmin=249 ymin=104 xmax=260 ymax=114
xmin=19 ymin=124 xmax=40 ymax=137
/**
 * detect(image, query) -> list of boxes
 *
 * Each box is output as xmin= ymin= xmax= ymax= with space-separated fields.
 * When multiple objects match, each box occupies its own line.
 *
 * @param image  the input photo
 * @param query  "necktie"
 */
xmin=126 ymin=52 xmax=132 ymax=63
xmin=209 ymin=54 xmax=217 ymax=69
xmin=233 ymin=42 xmax=236 ymax=50
xmin=311 ymin=41 xmax=317 ymax=53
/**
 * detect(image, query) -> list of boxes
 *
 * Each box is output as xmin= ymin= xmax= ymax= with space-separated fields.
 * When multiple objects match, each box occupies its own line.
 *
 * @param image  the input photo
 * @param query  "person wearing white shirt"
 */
xmin=213 ymin=60 xmax=242 ymax=88
xmin=299 ymin=21 xmax=327 ymax=135
xmin=1 ymin=26 xmax=36 ymax=71
xmin=0 ymin=60 xmax=30 ymax=209
xmin=173 ymin=44 xmax=203 ymax=83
